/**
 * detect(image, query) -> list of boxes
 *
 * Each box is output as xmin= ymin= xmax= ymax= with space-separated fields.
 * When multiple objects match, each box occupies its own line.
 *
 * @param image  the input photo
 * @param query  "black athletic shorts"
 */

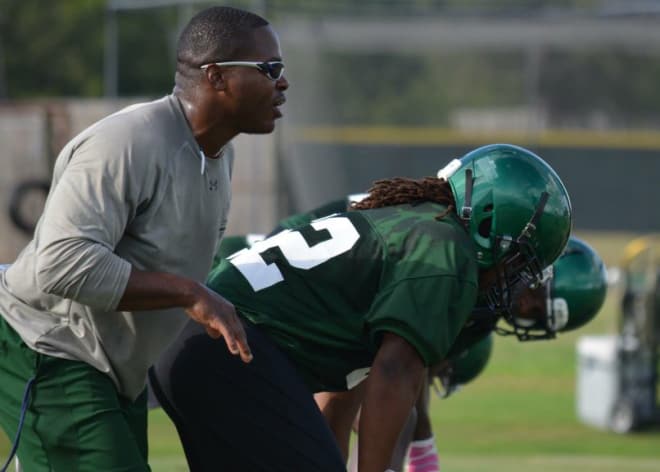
xmin=149 ymin=319 xmax=346 ymax=472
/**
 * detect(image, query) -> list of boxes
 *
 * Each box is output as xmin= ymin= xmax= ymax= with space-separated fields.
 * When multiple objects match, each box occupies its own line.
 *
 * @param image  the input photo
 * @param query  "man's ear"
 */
xmin=204 ymin=67 xmax=228 ymax=91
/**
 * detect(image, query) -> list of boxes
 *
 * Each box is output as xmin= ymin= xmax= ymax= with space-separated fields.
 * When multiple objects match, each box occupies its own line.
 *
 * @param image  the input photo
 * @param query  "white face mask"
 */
xmin=547 ymin=297 xmax=570 ymax=331
xmin=512 ymin=316 xmax=537 ymax=328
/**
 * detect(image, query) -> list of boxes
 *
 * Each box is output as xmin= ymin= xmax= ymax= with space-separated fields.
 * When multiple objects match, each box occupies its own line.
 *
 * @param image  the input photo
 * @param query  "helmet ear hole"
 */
xmin=478 ymin=216 xmax=492 ymax=238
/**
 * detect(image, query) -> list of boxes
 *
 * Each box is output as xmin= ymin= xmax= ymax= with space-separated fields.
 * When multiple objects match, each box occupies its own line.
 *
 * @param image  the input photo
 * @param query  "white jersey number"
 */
xmin=228 ymin=216 xmax=360 ymax=291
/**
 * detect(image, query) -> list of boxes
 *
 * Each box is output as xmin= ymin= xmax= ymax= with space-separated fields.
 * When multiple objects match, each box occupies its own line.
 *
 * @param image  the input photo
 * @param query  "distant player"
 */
xmin=149 ymin=144 xmax=572 ymax=471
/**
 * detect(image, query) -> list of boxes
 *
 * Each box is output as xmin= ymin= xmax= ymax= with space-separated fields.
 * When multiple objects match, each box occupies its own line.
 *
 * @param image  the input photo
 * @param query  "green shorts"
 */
xmin=0 ymin=316 xmax=150 ymax=471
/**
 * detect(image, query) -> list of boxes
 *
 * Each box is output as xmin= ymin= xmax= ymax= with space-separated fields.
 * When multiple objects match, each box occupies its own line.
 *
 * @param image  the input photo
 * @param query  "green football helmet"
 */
xmin=436 ymin=334 xmax=494 ymax=397
xmin=547 ymin=236 xmax=607 ymax=332
xmin=438 ymin=143 xmax=572 ymax=324
xmin=504 ymin=236 xmax=608 ymax=340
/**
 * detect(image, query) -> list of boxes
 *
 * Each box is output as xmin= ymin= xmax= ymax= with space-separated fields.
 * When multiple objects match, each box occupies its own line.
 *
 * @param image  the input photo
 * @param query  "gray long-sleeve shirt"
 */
xmin=0 ymin=95 xmax=234 ymax=400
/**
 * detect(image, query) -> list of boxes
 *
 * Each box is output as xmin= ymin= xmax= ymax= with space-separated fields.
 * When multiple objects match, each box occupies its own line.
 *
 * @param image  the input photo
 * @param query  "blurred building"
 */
xmin=1 ymin=0 xmax=660 ymax=260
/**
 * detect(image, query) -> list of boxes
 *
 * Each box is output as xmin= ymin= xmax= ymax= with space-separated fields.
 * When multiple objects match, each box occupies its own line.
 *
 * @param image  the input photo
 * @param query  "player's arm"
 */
xmin=314 ymin=384 xmax=366 ymax=460
xmin=358 ymin=332 xmax=426 ymax=472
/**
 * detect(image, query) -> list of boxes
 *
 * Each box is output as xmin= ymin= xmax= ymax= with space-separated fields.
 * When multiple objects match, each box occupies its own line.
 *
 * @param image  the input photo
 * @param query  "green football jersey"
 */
xmin=273 ymin=194 xmax=369 ymax=233
xmin=207 ymin=202 xmax=478 ymax=392
xmin=210 ymin=200 xmax=349 ymax=270
xmin=211 ymin=234 xmax=265 ymax=269
xmin=275 ymin=198 xmax=349 ymax=231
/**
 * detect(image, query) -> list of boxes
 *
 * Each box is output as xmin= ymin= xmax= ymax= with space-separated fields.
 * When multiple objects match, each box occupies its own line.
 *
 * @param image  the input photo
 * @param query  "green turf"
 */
xmin=1 ymin=231 xmax=659 ymax=471
xmin=440 ymin=455 xmax=660 ymax=472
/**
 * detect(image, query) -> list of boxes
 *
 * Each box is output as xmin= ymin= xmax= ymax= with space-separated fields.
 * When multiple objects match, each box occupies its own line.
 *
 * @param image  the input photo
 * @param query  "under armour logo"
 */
xmin=209 ymin=179 xmax=218 ymax=191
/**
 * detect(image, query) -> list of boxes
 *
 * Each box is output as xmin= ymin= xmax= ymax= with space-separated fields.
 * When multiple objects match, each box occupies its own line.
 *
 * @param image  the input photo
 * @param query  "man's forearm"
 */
xmin=116 ymin=268 xmax=202 ymax=311
xmin=117 ymin=267 xmax=253 ymax=363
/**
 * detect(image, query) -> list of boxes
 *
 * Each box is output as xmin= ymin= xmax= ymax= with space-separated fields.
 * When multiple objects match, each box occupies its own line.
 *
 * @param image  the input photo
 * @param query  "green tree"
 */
xmin=539 ymin=49 xmax=660 ymax=127
xmin=0 ymin=0 xmax=187 ymax=99
xmin=0 ymin=0 xmax=105 ymax=98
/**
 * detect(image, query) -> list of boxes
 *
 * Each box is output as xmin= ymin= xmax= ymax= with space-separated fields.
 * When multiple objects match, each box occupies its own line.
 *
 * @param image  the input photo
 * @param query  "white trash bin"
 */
xmin=576 ymin=335 xmax=620 ymax=429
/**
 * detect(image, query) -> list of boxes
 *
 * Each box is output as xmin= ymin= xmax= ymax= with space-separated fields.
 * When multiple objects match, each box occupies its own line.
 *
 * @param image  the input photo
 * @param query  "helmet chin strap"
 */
xmin=519 ymin=191 xmax=549 ymax=243
xmin=460 ymin=168 xmax=474 ymax=221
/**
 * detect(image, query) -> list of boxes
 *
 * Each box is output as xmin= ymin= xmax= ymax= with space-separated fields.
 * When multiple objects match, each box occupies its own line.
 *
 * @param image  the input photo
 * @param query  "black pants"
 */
xmin=149 ymin=320 xmax=346 ymax=472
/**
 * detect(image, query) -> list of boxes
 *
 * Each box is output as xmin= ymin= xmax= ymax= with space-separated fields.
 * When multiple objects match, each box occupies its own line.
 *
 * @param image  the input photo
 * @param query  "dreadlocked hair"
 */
xmin=351 ymin=176 xmax=456 ymax=220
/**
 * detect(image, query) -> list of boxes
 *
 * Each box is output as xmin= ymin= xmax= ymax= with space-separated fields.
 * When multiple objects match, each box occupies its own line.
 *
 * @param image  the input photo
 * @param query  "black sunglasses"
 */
xmin=200 ymin=61 xmax=285 ymax=81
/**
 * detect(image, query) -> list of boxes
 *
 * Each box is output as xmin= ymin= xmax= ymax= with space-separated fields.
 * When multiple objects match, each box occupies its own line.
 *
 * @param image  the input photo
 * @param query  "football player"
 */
xmin=205 ymin=205 xmax=605 ymax=472
xmin=149 ymin=144 xmax=572 ymax=472
xmin=236 ymin=197 xmax=606 ymax=471
xmin=272 ymin=202 xmax=606 ymax=472
xmin=211 ymin=234 xmax=480 ymax=471
xmin=199 ymin=183 xmax=604 ymax=472
xmin=391 ymin=236 xmax=608 ymax=472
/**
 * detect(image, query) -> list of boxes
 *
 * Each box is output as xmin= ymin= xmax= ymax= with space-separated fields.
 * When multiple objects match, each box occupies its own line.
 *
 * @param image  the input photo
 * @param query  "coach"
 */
xmin=0 ymin=6 xmax=287 ymax=470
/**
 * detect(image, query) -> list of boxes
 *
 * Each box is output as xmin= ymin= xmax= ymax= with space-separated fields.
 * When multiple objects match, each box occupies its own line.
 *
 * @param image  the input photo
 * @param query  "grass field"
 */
xmin=2 ymin=231 xmax=659 ymax=471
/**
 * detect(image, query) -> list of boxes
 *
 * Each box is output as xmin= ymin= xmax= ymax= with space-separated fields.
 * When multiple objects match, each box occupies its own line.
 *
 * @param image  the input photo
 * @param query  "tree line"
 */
xmin=1 ymin=0 xmax=659 ymax=129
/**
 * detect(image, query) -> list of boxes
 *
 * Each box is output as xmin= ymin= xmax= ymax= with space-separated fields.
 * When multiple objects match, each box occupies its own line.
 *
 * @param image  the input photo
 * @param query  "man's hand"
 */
xmin=117 ymin=268 xmax=253 ymax=363
xmin=185 ymin=283 xmax=253 ymax=362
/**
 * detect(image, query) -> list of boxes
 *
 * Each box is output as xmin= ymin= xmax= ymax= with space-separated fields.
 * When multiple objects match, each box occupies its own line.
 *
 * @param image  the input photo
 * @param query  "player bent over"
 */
xmin=149 ymin=144 xmax=572 ymax=472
